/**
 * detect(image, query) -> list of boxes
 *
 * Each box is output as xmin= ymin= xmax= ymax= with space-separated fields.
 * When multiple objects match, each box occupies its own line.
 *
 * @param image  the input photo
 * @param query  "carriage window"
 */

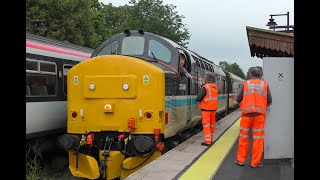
xmin=63 ymin=65 xmax=73 ymax=96
xmin=215 ymin=74 xmax=222 ymax=94
xmin=122 ymin=36 xmax=145 ymax=55
xmin=209 ymin=65 xmax=214 ymax=72
xmin=148 ymin=39 xmax=171 ymax=62
xmin=221 ymin=80 xmax=226 ymax=94
xmin=26 ymin=60 xmax=38 ymax=71
xmin=215 ymin=75 xmax=226 ymax=94
xmin=199 ymin=60 xmax=205 ymax=69
xmin=98 ymin=40 xmax=118 ymax=56
xmin=40 ymin=62 xmax=56 ymax=72
xmin=206 ymin=63 xmax=212 ymax=72
xmin=204 ymin=62 xmax=210 ymax=71
xmin=26 ymin=59 xmax=57 ymax=97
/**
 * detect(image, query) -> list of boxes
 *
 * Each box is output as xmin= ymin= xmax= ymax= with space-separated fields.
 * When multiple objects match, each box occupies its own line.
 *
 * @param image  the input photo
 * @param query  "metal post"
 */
xmin=287 ymin=12 xmax=289 ymax=31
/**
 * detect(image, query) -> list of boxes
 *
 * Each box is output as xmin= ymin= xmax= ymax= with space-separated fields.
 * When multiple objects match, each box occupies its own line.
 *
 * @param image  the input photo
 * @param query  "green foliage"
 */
xmin=121 ymin=0 xmax=190 ymax=47
xmin=26 ymin=0 xmax=108 ymax=48
xmin=26 ymin=0 xmax=190 ymax=48
xmin=26 ymin=0 xmax=190 ymax=49
xmin=101 ymin=3 xmax=131 ymax=38
xmin=219 ymin=61 xmax=245 ymax=79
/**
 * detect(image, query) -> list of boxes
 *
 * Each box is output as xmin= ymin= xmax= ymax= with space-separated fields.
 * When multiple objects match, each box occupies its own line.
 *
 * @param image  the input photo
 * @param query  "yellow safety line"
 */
xmin=179 ymin=118 xmax=241 ymax=180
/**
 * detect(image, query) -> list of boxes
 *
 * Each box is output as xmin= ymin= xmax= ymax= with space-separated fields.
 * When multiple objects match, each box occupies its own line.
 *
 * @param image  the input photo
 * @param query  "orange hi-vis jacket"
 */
xmin=199 ymin=83 xmax=218 ymax=111
xmin=240 ymin=79 xmax=268 ymax=115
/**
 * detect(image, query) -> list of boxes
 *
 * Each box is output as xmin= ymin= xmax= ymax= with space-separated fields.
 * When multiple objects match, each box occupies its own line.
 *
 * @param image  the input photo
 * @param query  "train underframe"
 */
xmin=58 ymin=130 xmax=164 ymax=180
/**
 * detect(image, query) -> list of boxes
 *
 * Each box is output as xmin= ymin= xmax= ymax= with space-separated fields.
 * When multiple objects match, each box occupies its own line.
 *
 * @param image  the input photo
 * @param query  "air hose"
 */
xmin=120 ymin=136 xmax=157 ymax=171
xmin=120 ymin=146 xmax=156 ymax=171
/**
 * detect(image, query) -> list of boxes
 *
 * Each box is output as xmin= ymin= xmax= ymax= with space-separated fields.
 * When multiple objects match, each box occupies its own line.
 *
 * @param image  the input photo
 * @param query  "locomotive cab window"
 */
xmin=148 ymin=39 xmax=171 ymax=63
xmin=97 ymin=40 xmax=118 ymax=56
xmin=122 ymin=36 xmax=145 ymax=55
xmin=63 ymin=65 xmax=74 ymax=96
xmin=26 ymin=59 xmax=57 ymax=96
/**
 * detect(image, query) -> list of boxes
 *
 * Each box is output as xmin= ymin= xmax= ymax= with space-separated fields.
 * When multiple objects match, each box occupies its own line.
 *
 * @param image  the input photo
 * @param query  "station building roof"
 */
xmin=246 ymin=26 xmax=294 ymax=59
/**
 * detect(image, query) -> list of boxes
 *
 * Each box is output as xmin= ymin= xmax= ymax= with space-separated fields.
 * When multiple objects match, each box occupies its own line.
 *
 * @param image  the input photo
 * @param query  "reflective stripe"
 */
xmin=204 ymin=97 xmax=217 ymax=102
xmin=241 ymin=106 xmax=266 ymax=112
xmin=210 ymin=125 xmax=215 ymax=127
xmin=203 ymin=124 xmax=210 ymax=128
xmin=240 ymin=127 xmax=249 ymax=131
xmin=253 ymin=135 xmax=264 ymax=139
xmin=247 ymin=80 xmax=264 ymax=89
xmin=204 ymin=135 xmax=211 ymax=137
xmin=239 ymin=134 xmax=248 ymax=138
xmin=243 ymin=80 xmax=267 ymax=97
xmin=252 ymin=128 xmax=264 ymax=132
xmin=203 ymin=84 xmax=217 ymax=102
xmin=243 ymin=91 xmax=267 ymax=97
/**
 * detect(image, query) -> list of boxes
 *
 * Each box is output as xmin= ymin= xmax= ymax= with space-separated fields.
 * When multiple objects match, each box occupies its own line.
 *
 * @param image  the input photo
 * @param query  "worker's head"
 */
xmin=205 ymin=74 xmax=215 ymax=83
xmin=179 ymin=55 xmax=185 ymax=67
xmin=250 ymin=67 xmax=262 ymax=79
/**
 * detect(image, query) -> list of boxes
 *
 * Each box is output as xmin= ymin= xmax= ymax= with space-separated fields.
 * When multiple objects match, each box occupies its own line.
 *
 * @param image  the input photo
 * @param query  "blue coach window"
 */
xmin=148 ymin=39 xmax=171 ymax=63
xmin=122 ymin=36 xmax=145 ymax=55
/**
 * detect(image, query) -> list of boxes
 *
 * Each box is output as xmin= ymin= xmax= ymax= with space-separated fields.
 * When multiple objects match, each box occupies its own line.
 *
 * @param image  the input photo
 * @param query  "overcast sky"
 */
xmin=100 ymin=0 xmax=294 ymax=74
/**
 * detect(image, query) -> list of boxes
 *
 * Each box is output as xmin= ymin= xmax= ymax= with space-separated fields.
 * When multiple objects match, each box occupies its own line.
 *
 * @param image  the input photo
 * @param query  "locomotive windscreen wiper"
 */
xmin=148 ymin=49 xmax=158 ymax=62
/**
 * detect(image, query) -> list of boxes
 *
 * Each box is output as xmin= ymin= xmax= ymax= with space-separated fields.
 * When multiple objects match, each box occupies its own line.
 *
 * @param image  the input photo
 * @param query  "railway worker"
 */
xmin=195 ymin=74 xmax=218 ymax=146
xmin=235 ymin=67 xmax=272 ymax=168
xmin=179 ymin=54 xmax=197 ymax=80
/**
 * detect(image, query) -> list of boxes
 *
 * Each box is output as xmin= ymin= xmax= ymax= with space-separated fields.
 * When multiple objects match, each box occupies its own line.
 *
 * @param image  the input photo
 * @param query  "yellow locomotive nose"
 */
xmin=64 ymin=55 xmax=165 ymax=179
xmin=67 ymin=55 xmax=165 ymax=136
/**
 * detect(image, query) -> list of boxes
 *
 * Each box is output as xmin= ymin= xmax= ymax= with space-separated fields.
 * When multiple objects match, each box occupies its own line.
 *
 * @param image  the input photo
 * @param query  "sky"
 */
xmin=100 ymin=0 xmax=294 ymax=74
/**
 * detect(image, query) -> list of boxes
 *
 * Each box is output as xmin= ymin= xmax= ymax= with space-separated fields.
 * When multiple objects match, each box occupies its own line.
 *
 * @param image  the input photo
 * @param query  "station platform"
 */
xmin=124 ymin=109 xmax=294 ymax=180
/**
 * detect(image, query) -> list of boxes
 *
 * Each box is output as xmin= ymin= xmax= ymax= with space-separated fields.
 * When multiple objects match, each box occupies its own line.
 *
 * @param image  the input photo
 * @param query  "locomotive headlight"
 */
xmin=88 ymin=83 xmax=95 ymax=91
xmin=122 ymin=83 xmax=129 ymax=91
xmin=104 ymin=103 xmax=113 ymax=112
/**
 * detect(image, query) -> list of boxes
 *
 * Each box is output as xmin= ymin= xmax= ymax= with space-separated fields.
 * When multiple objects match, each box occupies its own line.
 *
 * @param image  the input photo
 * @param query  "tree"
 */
xmin=119 ymin=0 xmax=190 ymax=47
xmin=219 ymin=61 xmax=245 ymax=79
xmin=26 ymin=0 xmax=108 ymax=48
xmin=101 ymin=3 xmax=131 ymax=39
xmin=26 ymin=0 xmax=190 ymax=48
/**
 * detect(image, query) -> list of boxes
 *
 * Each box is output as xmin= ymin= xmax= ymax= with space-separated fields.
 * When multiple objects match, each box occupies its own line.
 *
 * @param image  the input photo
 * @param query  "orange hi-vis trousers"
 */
xmin=202 ymin=111 xmax=216 ymax=145
xmin=236 ymin=114 xmax=265 ymax=166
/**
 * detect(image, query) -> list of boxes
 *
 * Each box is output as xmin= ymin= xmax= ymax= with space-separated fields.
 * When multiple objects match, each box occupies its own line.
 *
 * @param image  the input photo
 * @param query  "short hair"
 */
xmin=180 ymin=54 xmax=185 ymax=61
xmin=206 ymin=74 xmax=215 ymax=83
xmin=250 ymin=67 xmax=261 ymax=78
